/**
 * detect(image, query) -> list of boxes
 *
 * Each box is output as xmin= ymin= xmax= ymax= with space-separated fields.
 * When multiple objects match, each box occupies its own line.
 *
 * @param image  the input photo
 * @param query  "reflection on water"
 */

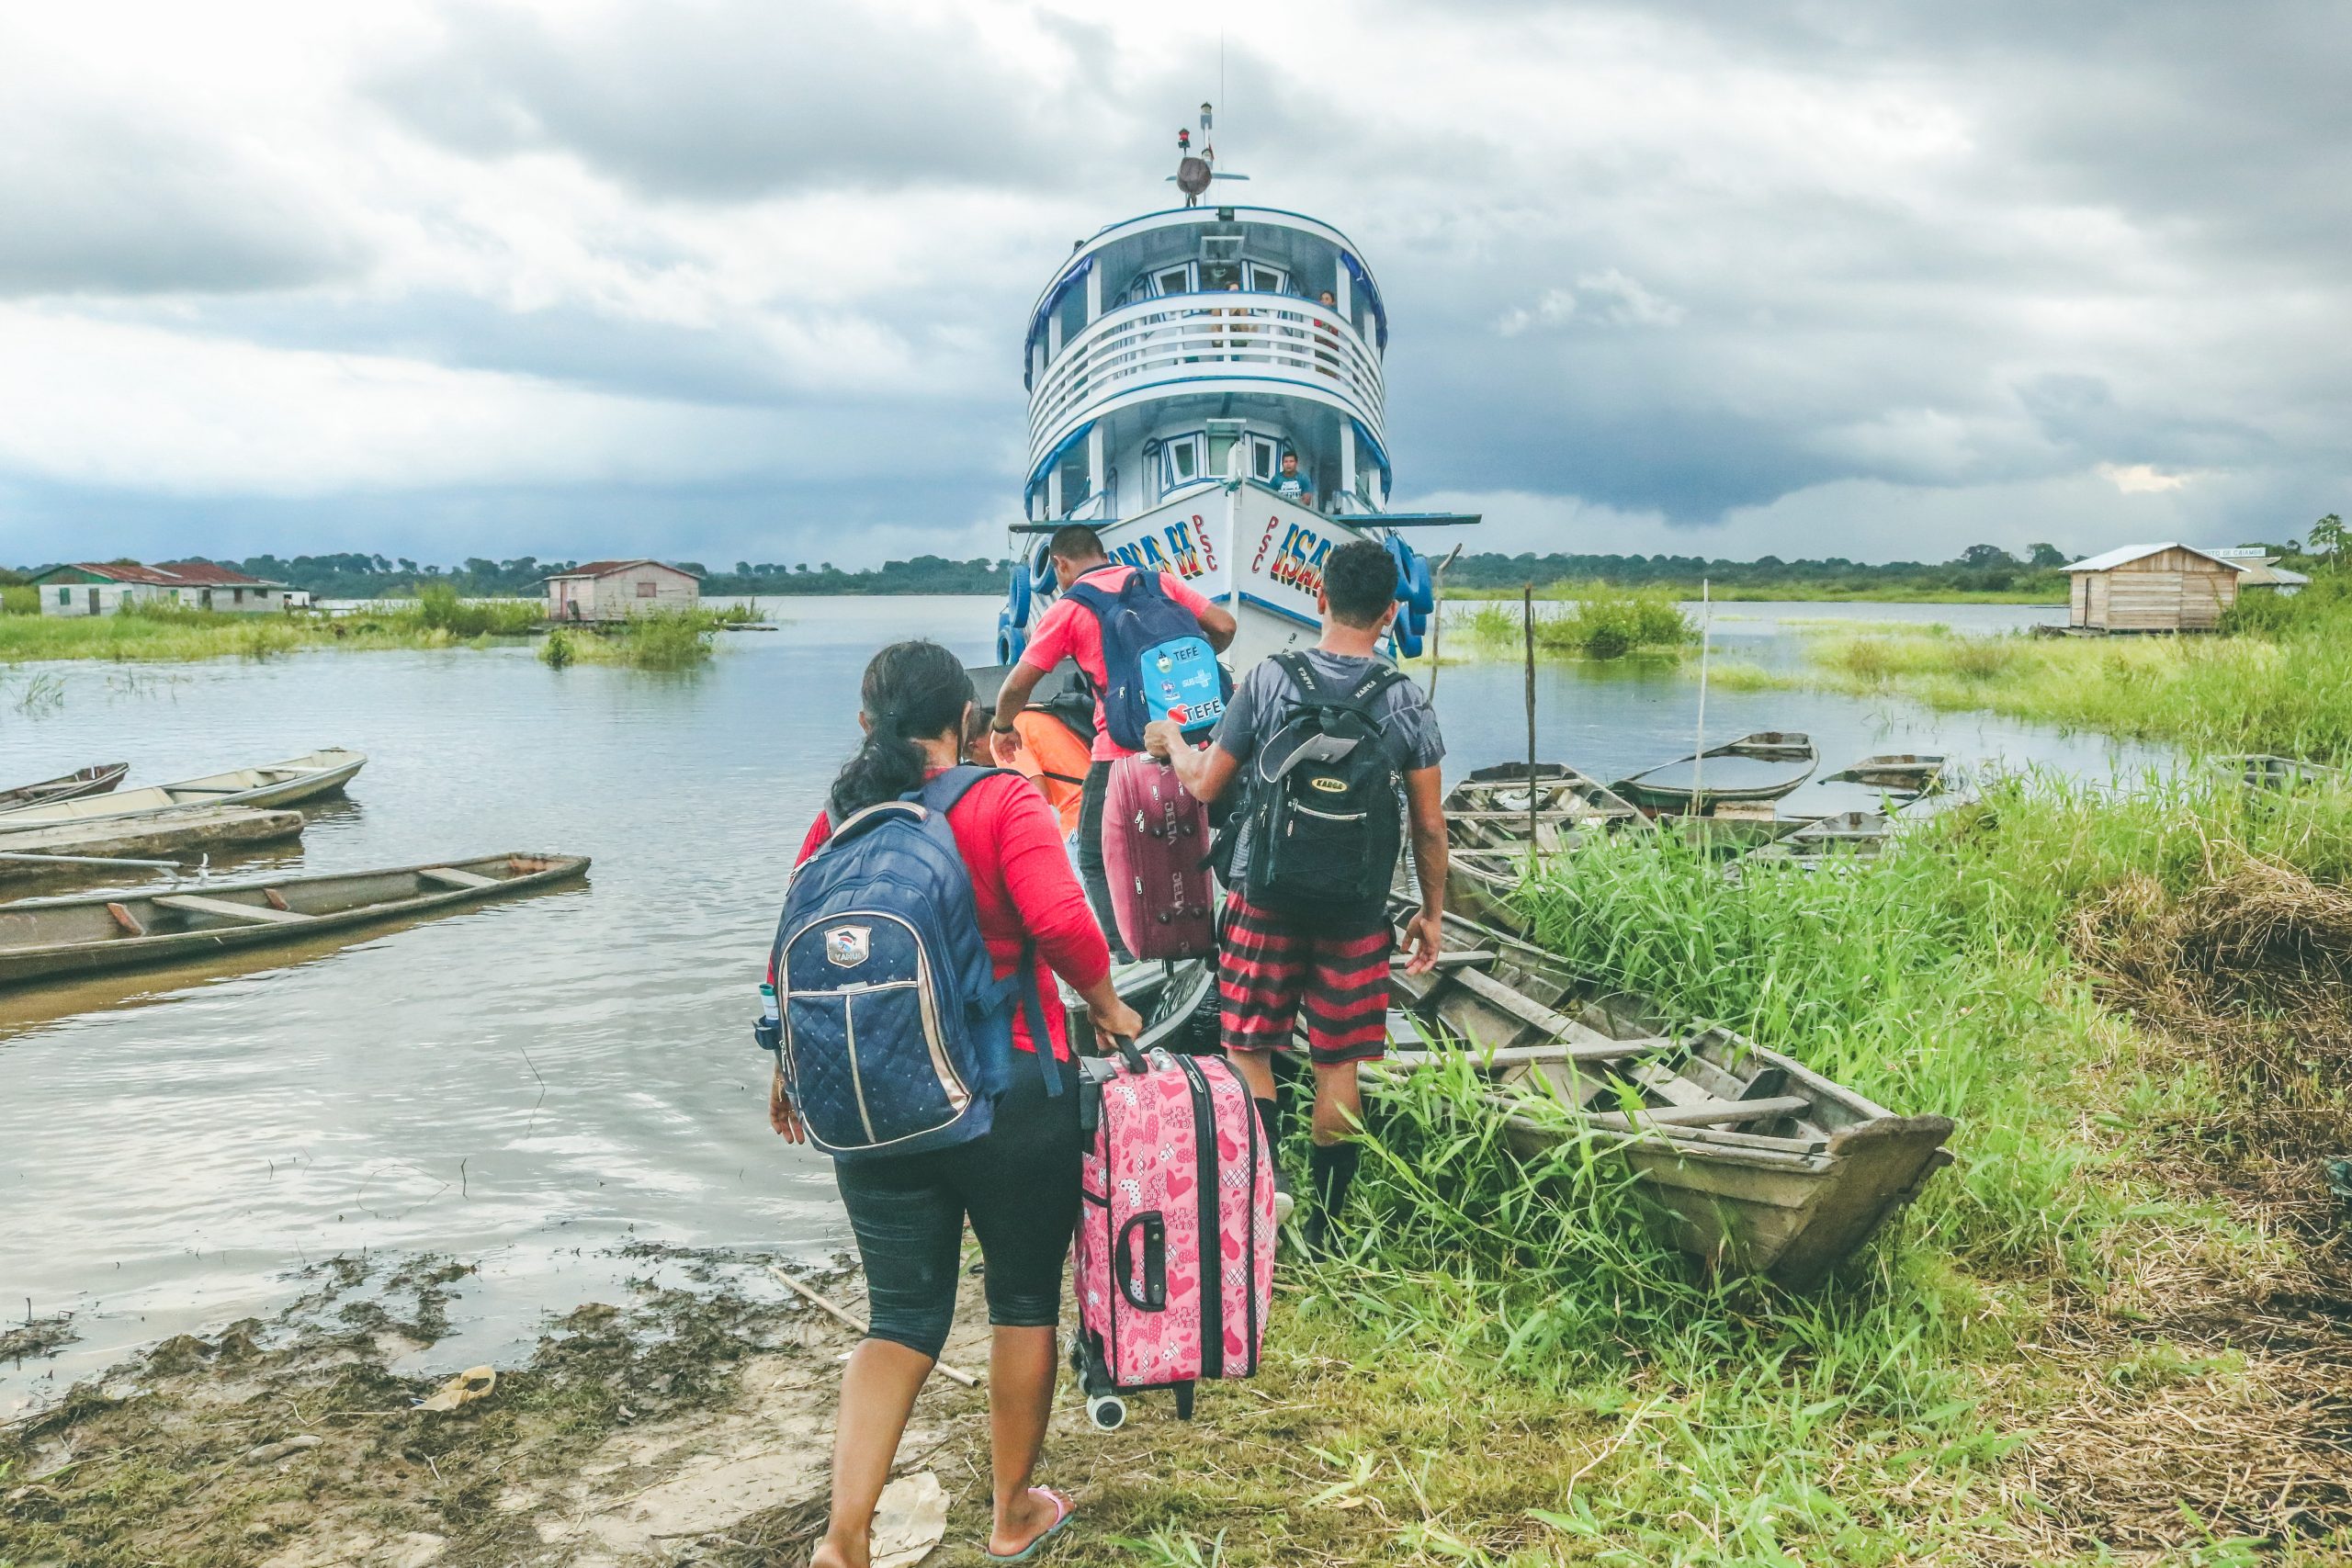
xmin=0 ymin=595 xmax=2137 ymax=1408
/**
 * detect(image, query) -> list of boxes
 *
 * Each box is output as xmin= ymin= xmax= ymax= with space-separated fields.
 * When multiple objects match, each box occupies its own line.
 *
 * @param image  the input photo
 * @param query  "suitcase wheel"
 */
xmin=1086 ymin=1393 xmax=1129 ymax=1431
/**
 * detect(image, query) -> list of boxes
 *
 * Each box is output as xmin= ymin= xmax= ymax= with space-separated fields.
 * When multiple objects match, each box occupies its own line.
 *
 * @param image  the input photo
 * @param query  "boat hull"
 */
xmin=0 ymin=750 xmax=365 ymax=828
xmin=1060 ymin=485 xmax=1390 ymax=671
xmin=0 ymin=852 xmax=587 ymax=987
xmin=0 ymin=763 xmax=130 ymax=814
xmin=1378 ymin=908 xmax=1952 ymax=1289
xmin=0 ymin=807 xmax=305 ymax=883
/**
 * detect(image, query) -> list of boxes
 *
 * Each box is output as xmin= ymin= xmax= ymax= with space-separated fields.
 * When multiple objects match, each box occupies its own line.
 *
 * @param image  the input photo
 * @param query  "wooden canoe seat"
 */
xmin=420 ymin=866 xmax=499 ymax=890
xmin=1593 ymin=1094 xmax=1810 ymax=1130
xmin=153 ymin=893 xmax=313 ymax=925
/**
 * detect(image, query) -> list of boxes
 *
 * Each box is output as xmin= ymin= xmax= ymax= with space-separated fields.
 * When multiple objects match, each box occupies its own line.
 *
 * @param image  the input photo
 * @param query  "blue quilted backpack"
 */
xmin=767 ymin=767 xmax=1053 ymax=1161
xmin=1063 ymin=570 xmax=1229 ymax=752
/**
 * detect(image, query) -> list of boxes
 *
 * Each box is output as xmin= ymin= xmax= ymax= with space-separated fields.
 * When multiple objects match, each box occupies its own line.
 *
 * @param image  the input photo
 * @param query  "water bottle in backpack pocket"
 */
xmin=769 ymin=767 xmax=1053 ymax=1160
xmin=1063 ymin=571 xmax=1231 ymax=752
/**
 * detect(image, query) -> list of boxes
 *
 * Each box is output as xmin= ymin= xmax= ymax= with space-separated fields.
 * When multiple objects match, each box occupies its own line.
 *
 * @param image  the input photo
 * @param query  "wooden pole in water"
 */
xmin=1426 ymin=544 xmax=1464 ymax=704
xmin=1523 ymin=582 xmax=1539 ymax=852
xmin=1692 ymin=579 xmax=1712 ymax=815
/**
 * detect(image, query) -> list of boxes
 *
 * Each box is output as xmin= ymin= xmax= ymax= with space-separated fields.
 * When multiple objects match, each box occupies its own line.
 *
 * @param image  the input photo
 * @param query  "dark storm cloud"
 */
xmin=368 ymin=2 xmax=1136 ymax=199
xmin=0 ymin=101 xmax=366 ymax=298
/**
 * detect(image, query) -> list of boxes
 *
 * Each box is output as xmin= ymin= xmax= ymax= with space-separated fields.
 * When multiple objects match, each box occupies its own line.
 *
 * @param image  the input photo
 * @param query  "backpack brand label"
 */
xmin=1309 ymin=775 xmax=1347 ymax=794
xmin=823 ymin=925 xmax=871 ymax=966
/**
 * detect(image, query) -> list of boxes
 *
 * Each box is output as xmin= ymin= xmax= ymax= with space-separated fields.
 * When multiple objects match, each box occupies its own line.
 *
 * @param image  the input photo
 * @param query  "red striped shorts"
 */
xmin=1217 ymin=893 xmax=1392 ymax=1066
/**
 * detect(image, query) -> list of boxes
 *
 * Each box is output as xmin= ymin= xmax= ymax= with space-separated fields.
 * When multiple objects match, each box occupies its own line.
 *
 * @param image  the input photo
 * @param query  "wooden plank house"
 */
xmin=541 ymin=560 xmax=701 ymax=623
xmin=2065 ymin=543 xmax=2241 ymax=633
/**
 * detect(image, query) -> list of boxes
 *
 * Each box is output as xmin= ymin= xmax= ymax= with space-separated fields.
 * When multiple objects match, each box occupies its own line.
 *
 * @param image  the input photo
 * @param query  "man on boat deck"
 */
xmin=1272 ymin=451 xmax=1313 ymax=509
xmin=1146 ymin=538 xmax=1446 ymax=1253
xmin=990 ymin=524 xmax=1237 ymax=960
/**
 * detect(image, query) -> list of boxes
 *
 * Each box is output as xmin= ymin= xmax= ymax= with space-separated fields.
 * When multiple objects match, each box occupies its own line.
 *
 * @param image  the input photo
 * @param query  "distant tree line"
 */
xmin=1442 ymin=542 xmax=2079 ymax=595
xmin=10 ymin=527 xmax=2343 ymax=604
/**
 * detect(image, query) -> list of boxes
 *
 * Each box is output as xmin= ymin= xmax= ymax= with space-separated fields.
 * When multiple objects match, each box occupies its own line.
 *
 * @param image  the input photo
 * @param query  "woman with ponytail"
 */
xmin=773 ymin=639 xmax=1140 ymax=1568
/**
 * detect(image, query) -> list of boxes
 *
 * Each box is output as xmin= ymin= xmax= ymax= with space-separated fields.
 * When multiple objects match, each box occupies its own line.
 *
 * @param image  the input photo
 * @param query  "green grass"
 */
xmin=540 ymin=607 xmax=718 ymax=670
xmin=1781 ymin=623 xmax=2352 ymax=761
xmin=0 ymin=589 xmax=734 ymax=670
xmin=1053 ymin=772 xmax=2352 ymax=1564
xmin=1458 ymin=583 xmax=1699 ymax=660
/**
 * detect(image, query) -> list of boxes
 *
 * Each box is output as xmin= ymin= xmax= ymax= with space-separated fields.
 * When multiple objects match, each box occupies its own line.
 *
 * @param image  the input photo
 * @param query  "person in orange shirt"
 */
xmin=964 ymin=705 xmax=1088 ymax=838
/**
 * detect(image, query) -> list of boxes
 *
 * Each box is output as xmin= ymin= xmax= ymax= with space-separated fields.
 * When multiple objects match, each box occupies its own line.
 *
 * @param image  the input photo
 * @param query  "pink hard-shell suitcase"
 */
xmin=1070 ymin=1042 xmax=1276 ymax=1428
xmin=1101 ymin=753 xmax=1216 ymax=960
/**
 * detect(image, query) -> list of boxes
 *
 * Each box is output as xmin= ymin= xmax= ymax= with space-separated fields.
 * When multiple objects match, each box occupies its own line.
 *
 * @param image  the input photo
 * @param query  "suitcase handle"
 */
xmin=1114 ymin=1213 xmax=1167 ymax=1312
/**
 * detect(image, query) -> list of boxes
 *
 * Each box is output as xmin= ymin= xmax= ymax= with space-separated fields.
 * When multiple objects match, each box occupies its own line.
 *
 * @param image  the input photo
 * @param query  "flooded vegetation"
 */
xmin=1733 ymin=577 xmax=2352 ymax=760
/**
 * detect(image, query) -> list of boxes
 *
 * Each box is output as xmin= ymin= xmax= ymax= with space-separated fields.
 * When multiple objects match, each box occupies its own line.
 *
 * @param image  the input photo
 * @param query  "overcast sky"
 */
xmin=4 ymin=0 xmax=2346 ymax=569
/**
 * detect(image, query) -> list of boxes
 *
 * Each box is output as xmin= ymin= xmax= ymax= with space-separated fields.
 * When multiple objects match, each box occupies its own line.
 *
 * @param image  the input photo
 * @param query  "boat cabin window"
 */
xmin=1244 ymin=262 xmax=1288 ymax=294
xmin=1150 ymin=263 xmax=1193 ymax=298
xmin=1206 ymin=431 xmax=1237 ymax=482
xmin=1161 ymin=433 xmax=1204 ymax=492
xmin=1251 ymin=435 xmax=1283 ymax=482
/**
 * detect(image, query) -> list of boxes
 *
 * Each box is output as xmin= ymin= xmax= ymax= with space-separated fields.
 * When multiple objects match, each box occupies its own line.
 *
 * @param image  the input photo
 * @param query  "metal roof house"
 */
xmin=541 ymin=559 xmax=701 ymax=622
xmin=2064 ymin=543 xmax=2241 ymax=632
xmin=28 ymin=561 xmax=293 ymax=618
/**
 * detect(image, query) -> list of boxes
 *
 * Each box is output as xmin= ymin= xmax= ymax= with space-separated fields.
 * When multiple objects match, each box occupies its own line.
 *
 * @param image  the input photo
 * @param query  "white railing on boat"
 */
xmin=1027 ymin=294 xmax=1385 ymax=469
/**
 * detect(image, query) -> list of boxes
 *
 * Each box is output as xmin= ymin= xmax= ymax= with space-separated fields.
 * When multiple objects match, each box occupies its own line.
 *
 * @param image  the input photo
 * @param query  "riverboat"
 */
xmin=0 ymin=762 xmax=129 ymax=814
xmin=1376 ymin=907 xmax=1953 ymax=1289
xmin=0 ymin=853 xmax=587 ymax=987
xmin=0 ymin=749 xmax=364 ymax=829
xmin=993 ymin=104 xmax=1475 ymax=674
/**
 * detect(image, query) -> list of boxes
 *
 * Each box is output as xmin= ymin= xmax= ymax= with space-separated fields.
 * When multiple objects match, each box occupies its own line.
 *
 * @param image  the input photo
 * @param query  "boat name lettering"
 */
xmin=1110 ymin=534 xmax=1175 ymax=576
xmin=1159 ymin=516 xmax=1212 ymax=580
xmin=1250 ymin=516 xmax=1281 ymax=573
xmin=1193 ymin=515 xmax=1217 ymax=570
xmin=1268 ymin=524 xmax=1330 ymax=599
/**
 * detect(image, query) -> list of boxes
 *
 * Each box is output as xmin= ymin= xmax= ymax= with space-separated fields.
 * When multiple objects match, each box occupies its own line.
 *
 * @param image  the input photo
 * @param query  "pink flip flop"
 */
xmin=985 ymin=1486 xmax=1075 ymax=1562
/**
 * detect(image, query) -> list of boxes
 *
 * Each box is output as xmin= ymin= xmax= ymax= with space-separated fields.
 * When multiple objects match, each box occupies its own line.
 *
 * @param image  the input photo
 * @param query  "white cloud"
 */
xmin=2096 ymin=462 xmax=2197 ymax=494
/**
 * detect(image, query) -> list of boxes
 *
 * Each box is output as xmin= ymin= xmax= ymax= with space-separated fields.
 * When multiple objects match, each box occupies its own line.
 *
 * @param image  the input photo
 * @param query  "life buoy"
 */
xmin=1028 ymin=541 xmax=1057 ymax=602
xmin=1007 ymin=561 xmax=1033 ymax=629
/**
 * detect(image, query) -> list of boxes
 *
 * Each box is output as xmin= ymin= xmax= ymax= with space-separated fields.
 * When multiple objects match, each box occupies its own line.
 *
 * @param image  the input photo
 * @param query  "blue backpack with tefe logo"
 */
xmin=763 ymin=766 xmax=1054 ymax=1162
xmin=1063 ymin=570 xmax=1229 ymax=752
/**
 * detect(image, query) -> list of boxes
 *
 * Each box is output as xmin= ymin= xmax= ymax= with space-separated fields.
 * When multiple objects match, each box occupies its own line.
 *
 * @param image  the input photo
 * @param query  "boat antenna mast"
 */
xmin=1172 ymin=100 xmax=1247 ymax=204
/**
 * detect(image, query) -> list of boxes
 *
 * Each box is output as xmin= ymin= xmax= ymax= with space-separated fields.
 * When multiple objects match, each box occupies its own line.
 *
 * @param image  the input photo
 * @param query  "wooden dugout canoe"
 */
xmin=0 ymin=749 xmax=365 ymax=829
xmin=0 ymin=807 xmax=304 ymax=883
xmin=1611 ymin=731 xmax=1817 ymax=813
xmin=1374 ymin=908 xmax=1953 ymax=1290
xmin=1824 ymin=753 xmax=1946 ymax=797
xmin=0 ymin=853 xmax=587 ymax=987
xmin=2211 ymin=753 xmax=2341 ymax=793
xmin=1442 ymin=761 xmax=1650 ymax=930
xmin=0 ymin=762 xmax=129 ymax=814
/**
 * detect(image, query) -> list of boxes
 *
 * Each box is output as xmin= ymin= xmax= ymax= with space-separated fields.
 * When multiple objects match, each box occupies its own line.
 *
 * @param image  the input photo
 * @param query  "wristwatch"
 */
xmin=989 ymin=721 xmax=1017 ymax=734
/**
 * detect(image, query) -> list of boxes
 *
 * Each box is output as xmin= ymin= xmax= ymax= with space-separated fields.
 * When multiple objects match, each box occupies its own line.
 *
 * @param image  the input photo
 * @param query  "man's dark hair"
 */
xmin=1323 ymin=539 xmax=1398 ymax=629
xmin=1047 ymin=524 xmax=1107 ymax=563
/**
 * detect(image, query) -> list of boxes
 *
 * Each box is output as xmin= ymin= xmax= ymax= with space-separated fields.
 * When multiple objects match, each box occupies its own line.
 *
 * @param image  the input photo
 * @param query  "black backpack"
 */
xmin=1219 ymin=652 xmax=1409 ymax=915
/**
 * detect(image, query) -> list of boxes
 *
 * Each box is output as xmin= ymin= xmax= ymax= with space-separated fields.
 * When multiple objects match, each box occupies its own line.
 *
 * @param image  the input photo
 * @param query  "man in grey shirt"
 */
xmin=1144 ymin=539 xmax=1448 ymax=1254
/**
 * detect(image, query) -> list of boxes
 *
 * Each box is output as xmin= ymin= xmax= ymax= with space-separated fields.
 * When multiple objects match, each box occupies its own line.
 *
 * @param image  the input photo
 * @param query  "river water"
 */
xmin=0 ymin=596 xmax=2150 ymax=1409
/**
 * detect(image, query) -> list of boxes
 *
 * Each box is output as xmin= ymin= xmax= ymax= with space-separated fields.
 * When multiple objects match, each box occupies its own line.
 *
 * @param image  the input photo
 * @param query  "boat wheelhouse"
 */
xmin=997 ymin=106 xmax=1473 ymax=670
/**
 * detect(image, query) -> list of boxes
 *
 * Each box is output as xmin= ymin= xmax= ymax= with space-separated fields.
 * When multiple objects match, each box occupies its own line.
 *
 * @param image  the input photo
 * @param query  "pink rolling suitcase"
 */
xmin=1070 ymin=1043 xmax=1275 ymax=1428
xmin=1101 ymin=753 xmax=1216 ymax=960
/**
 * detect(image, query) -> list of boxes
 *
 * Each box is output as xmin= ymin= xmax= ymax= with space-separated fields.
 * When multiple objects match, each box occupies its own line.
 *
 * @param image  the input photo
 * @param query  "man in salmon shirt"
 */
xmin=989 ymin=524 xmax=1237 ymax=959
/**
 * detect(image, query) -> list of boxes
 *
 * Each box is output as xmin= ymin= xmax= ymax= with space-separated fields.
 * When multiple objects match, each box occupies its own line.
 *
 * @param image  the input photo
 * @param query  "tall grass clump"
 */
xmin=1 ymin=583 xmax=37 ymax=615
xmin=1458 ymin=583 xmax=1697 ymax=660
xmin=409 ymin=581 xmax=544 ymax=637
xmin=547 ymin=608 xmax=720 ymax=670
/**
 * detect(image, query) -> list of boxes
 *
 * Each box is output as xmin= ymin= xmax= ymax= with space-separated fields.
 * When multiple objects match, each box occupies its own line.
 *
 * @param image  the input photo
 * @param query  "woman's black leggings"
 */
xmin=832 ymin=1051 xmax=1081 ymax=1359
